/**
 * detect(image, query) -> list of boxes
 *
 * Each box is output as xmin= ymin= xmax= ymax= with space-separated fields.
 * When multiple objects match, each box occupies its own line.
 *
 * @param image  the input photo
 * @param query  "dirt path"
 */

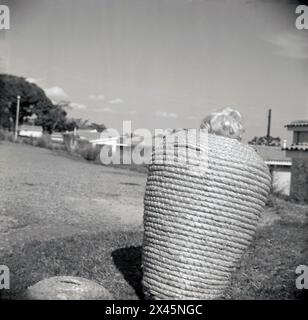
xmin=0 ymin=142 xmax=147 ymax=252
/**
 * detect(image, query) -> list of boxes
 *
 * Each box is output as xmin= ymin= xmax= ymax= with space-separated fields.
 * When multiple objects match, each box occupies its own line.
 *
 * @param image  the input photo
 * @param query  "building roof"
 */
xmin=77 ymin=129 xmax=101 ymax=141
xmin=19 ymin=125 xmax=42 ymax=132
xmin=251 ymin=145 xmax=292 ymax=166
xmin=283 ymin=143 xmax=308 ymax=152
xmin=285 ymin=120 xmax=308 ymax=128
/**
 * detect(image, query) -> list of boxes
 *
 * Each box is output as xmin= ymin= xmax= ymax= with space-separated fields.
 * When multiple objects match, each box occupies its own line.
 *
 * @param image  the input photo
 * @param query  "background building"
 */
xmin=283 ymin=120 xmax=308 ymax=202
xmin=252 ymin=145 xmax=292 ymax=195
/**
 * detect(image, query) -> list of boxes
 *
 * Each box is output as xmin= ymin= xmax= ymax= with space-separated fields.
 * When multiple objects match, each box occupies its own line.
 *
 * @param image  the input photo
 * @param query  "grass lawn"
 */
xmin=1 ymin=197 xmax=307 ymax=300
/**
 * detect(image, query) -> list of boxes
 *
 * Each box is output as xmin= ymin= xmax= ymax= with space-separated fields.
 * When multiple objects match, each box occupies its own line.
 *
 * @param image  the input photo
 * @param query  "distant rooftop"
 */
xmin=19 ymin=125 xmax=42 ymax=132
xmin=283 ymin=143 xmax=308 ymax=152
xmin=77 ymin=129 xmax=101 ymax=141
xmin=285 ymin=120 xmax=308 ymax=128
xmin=251 ymin=145 xmax=291 ymax=166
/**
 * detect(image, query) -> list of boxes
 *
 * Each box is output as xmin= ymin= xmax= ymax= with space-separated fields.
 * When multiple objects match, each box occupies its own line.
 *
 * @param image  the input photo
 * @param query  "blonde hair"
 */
xmin=200 ymin=107 xmax=244 ymax=141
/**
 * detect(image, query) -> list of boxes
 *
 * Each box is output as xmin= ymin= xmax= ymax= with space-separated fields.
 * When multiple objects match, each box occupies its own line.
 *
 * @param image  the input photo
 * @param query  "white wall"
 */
xmin=271 ymin=168 xmax=291 ymax=195
xmin=19 ymin=130 xmax=42 ymax=138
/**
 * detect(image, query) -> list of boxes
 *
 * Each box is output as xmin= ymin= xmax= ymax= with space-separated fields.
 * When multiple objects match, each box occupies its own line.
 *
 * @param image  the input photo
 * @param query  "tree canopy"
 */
xmin=0 ymin=74 xmax=106 ymax=134
xmin=0 ymin=74 xmax=52 ymax=130
xmin=248 ymin=135 xmax=281 ymax=147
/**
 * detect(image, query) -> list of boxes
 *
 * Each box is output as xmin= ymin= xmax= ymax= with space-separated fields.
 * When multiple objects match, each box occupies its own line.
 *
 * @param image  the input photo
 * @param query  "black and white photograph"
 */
xmin=0 ymin=0 xmax=307 ymax=307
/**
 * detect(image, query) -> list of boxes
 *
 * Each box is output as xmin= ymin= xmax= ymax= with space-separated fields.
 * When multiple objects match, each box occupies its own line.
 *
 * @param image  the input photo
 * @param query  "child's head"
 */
xmin=200 ymin=107 xmax=244 ymax=141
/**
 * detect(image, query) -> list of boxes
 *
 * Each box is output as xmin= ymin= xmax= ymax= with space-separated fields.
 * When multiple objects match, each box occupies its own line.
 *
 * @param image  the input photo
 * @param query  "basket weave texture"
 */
xmin=142 ymin=130 xmax=271 ymax=299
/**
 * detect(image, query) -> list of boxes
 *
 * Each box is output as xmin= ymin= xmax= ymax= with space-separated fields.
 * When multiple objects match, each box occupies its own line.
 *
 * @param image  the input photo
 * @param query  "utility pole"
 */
xmin=14 ymin=95 xmax=21 ymax=140
xmin=266 ymin=108 xmax=272 ymax=146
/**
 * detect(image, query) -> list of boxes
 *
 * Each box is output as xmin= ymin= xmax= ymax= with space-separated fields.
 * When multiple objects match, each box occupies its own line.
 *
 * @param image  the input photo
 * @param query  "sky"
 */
xmin=1 ymin=0 xmax=308 ymax=142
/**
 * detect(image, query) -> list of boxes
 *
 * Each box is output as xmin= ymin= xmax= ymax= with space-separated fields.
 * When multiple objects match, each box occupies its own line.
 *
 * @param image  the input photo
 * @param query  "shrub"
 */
xmin=7 ymin=133 xmax=16 ymax=143
xmin=0 ymin=130 xmax=5 ymax=141
xmin=21 ymin=136 xmax=35 ymax=145
xmin=62 ymin=133 xmax=78 ymax=152
xmin=35 ymin=135 xmax=52 ymax=149
xmin=266 ymin=194 xmax=277 ymax=208
xmin=75 ymin=142 xmax=100 ymax=161
xmin=0 ymin=129 xmax=16 ymax=142
xmin=271 ymin=183 xmax=291 ymax=202
xmin=51 ymin=143 xmax=65 ymax=151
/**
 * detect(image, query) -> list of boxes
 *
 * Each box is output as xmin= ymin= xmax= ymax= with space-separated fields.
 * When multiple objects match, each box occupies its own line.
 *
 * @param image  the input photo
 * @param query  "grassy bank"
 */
xmin=1 ymin=199 xmax=307 ymax=300
xmin=0 ymin=129 xmax=148 ymax=174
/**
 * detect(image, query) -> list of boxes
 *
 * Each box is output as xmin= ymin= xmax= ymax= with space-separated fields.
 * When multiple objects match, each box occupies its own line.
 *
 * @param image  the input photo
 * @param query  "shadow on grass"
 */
xmin=0 ymin=230 xmax=144 ymax=300
xmin=111 ymin=246 xmax=144 ymax=299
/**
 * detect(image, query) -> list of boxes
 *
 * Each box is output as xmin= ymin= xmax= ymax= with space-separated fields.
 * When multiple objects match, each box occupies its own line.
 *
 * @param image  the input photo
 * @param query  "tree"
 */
xmin=61 ymin=118 xmax=78 ymax=132
xmin=0 ymin=74 xmax=104 ymax=135
xmin=58 ymin=119 xmax=106 ymax=132
xmin=89 ymin=122 xmax=106 ymax=132
xmin=0 ymin=74 xmax=52 ymax=130
xmin=248 ymin=136 xmax=281 ymax=147
xmin=35 ymin=103 xmax=68 ymax=134
xmin=54 ymin=118 xmax=89 ymax=132
xmin=73 ymin=118 xmax=90 ymax=129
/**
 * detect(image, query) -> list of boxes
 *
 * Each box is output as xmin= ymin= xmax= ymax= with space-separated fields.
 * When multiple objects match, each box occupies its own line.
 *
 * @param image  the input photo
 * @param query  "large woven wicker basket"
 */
xmin=142 ymin=129 xmax=271 ymax=299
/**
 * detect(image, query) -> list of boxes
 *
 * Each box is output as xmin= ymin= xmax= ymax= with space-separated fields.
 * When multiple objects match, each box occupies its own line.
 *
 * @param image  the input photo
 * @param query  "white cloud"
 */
xmin=169 ymin=113 xmax=178 ymax=118
xmin=26 ymin=77 xmax=43 ymax=84
xmin=88 ymin=94 xmax=105 ymax=101
xmin=100 ymin=107 xmax=115 ymax=113
xmin=156 ymin=111 xmax=178 ymax=119
xmin=266 ymin=32 xmax=308 ymax=60
xmin=109 ymin=98 xmax=124 ymax=104
xmin=44 ymin=86 xmax=86 ymax=109
xmin=69 ymin=102 xmax=87 ymax=110
xmin=44 ymin=86 xmax=70 ymax=103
